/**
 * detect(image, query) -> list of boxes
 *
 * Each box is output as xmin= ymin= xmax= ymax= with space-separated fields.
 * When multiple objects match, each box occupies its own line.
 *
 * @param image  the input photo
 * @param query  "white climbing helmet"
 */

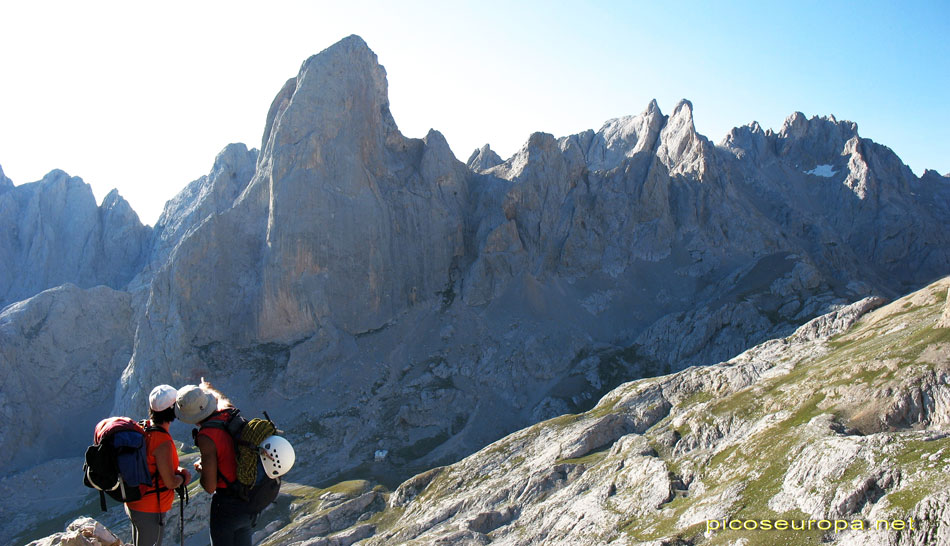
xmin=259 ymin=435 xmax=295 ymax=477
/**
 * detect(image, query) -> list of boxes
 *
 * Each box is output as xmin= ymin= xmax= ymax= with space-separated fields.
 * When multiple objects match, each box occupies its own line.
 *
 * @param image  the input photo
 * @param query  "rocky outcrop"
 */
xmin=0 ymin=164 xmax=12 ymax=192
xmin=26 ymin=517 xmax=123 ymax=546
xmin=0 ymin=169 xmax=150 ymax=309
xmin=128 ymin=143 xmax=258 ymax=292
xmin=116 ymin=35 xmax=470 ymax=413
xmin=467 ymin=144 xmax=503 ymax=172
xmin=0 ymin=284 xmax=135 ymax=474
xmin=938 ymin=288 xmax=950 ymax=328
xmin=255 ymin=38 xmax=467 ymax=337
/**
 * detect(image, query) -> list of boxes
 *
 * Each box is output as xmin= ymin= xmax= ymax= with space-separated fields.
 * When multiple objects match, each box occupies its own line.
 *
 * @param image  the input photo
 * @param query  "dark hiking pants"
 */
xmin=209 ymin=493 xmax=255 ymax=546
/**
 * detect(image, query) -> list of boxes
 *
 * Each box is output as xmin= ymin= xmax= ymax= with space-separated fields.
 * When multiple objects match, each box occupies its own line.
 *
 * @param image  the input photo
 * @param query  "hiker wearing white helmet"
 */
xmin=125 ymin=384 xmax=192 ymax=546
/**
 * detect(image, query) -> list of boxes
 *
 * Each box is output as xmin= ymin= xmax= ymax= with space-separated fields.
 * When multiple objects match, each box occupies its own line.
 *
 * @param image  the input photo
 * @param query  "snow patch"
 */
xmin=804 ymin=164 xmax=836 ymax=178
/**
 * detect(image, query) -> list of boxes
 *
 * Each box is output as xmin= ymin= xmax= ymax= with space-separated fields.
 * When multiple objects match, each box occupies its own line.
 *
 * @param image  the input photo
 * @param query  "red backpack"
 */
xmin=82 ymin=417 xmax=165 ymax=510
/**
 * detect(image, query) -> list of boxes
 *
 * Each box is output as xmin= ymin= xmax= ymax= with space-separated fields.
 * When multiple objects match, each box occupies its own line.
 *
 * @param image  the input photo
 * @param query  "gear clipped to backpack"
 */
xmin=198 ymin=409 xmax=295 ymax=514
xmin=82 ymin=417 xmax=163 ymax=511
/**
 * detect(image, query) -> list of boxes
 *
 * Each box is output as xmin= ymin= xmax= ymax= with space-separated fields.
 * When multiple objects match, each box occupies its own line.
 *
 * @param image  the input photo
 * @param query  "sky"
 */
xmin=1 ymin=1 xmax=947 ymax=226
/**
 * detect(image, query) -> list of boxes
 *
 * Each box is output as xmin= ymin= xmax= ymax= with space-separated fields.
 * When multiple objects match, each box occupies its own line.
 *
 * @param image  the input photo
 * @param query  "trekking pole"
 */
xmin=178 ymin=481 xmax=189 ymax=546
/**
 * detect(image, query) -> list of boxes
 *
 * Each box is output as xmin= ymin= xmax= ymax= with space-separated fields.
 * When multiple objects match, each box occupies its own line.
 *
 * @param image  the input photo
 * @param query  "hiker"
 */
xmin=125 ymin=384 xmax=192 ymax=546
xmin=174 ymin=380 xmax=253 ymax=546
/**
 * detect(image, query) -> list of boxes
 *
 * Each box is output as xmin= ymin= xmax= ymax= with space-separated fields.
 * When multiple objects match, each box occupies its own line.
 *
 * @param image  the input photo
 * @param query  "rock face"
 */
xmin=0 ymin=169 xmax=150 ymax=309
xmin=0 ymin=284 xmax=135 ymax=474
xmin=4 ymin=35 xmax=950 ymax=544
xmin=129 ymin=143 xmax=258 ymax=292
xmin=254 ymin=36 xmax=466 ymax=340
xmin=467 ymin=144 xmax=504 ymax=172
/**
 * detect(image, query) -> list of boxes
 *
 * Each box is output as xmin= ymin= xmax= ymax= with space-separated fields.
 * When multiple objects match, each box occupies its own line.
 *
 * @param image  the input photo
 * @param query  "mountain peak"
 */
xmin=585 ymin=100 xmax=665 ymax=171
xmin=779 ymin=111 xmax=858 ymax=140
xmin=467 ymin=143 xmax=503 ymax=172
xmin=299 ymin=34 xmax=376 ymax=76
xmin=261 ymin=35 xmax=396 ymax=161
xmin=0 ymin=164 xmax=12 ymax=193
xmin=657 ymin=98 xmax=702 ymax=171
xmin=672 ymin=98 xmax=693 ymax=116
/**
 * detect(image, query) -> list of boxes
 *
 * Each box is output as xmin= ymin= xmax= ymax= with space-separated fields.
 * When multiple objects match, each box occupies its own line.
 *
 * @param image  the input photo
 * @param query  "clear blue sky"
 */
xmin=1 ymin=0 xmax=947 ymax=225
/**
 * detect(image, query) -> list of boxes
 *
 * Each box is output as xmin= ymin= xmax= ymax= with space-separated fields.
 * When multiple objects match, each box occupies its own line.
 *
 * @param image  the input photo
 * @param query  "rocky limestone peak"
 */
xmin=671 ymin=97 xmax=693 ymax=116
xmin=491 ymin=131 xmax=562 ymax=182
xmin=467 ymin=143 xmax=504 ymax=172
xmin=100 ymin=188 xmax=123 ymax=209
xmin=585 ymin=99 xmax=666 ymax=171
xmin=767 ymin=113 xmax=864 ymax=186
xmin=720 ymin=120 xmax=768 ymax=160
xmin=98 ymin=188 xmax=143 ymax=232
xmin=250 ymin=35 xmax=468 ymax=340
xmin=0 ymin=164 xmax=11 ymax=193
xmin=778 ymin=112 xmax=859 ymax=140
xmin=921 ymin=169 xmax=950 ymax=182
xmin=656 ymin=98 xmax=705 ymax=173
xmin=26 ymin=169 xmax=100 ymax=225
xmin=211 ymin=142 xmax=258 ymax=182
xmin=780 ymin=111 xmax=809 ymax=138
xmin=0 ymin=163 xmax=152 ymax=311
xmin=260 ymin=34 xmax=396 ymax=166
xmin=99 ymin=188 xmax=138 ymax=220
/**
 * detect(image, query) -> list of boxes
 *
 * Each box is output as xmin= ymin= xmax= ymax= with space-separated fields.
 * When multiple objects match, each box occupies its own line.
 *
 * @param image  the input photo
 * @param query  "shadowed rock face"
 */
xmin=0 ymin=284 xmax=135 ymax=472
xmin=0 ymin=170 xmax=150 ymax=309
xmin=2 ymin=36 xmax=949 ymax=513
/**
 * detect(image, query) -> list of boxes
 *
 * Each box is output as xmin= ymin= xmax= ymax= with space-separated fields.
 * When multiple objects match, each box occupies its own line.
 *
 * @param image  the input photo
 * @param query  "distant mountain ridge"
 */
xmin=1 ymin=35 xmax=948 ymax=517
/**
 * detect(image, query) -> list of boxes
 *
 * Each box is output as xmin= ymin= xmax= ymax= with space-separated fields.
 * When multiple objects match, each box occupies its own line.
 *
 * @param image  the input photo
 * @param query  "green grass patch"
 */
xmin=781 ymin=393 xmax=828 ymax=429
xmin=837 ymin=458 xmax=869 ymax=485
xmin=892 ymin=436 xmax=950 ymax=467
xmin=546 ymin=412 xmax=582 ymax=429
xmin=361 ymin=505 xmax=406 ymax=533
xmin=323 ymin=479 xmax=373 ymax=497
xmin=679 ymin=389 xmax=715 ymax=408
xmin=884 ymin=486 xmax=931 ymax=514
xmin=895 ymin=324 xmax=950 ymax=363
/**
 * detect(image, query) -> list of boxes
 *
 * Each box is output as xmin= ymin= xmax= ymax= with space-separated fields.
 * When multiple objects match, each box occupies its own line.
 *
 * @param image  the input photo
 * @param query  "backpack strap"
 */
xmin=196 ymin=410 xmax=239 ymax=493
xmin=139 ymin=421 xmax=173 ymax=498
